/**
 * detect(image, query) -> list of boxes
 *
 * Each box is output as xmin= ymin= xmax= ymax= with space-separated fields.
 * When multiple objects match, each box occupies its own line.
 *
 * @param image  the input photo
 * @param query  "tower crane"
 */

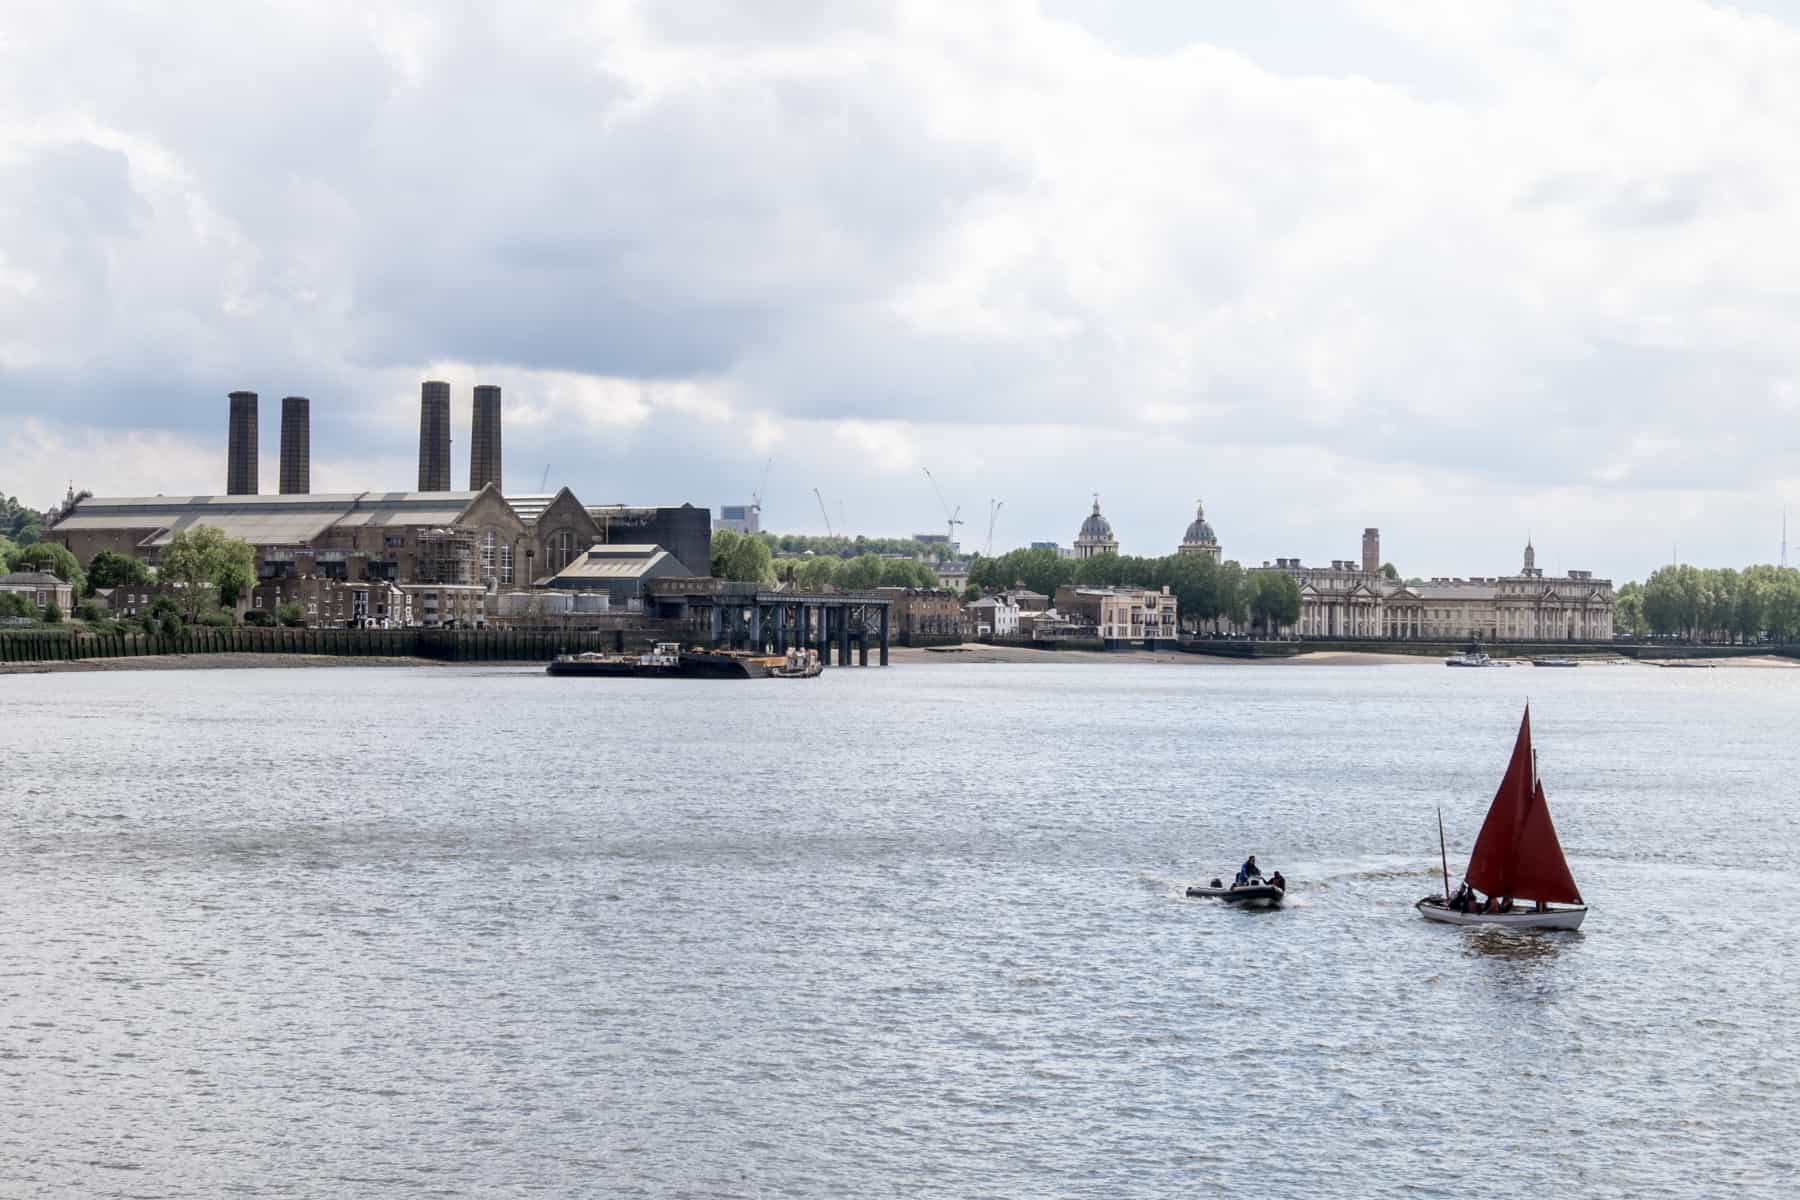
xmin=813 ymin=487 xmax=834 ymax=537
xmin=984 ymin=499 xmax=1004 ymax=557
xmin=921 ymin=467 xmax=963 ymax=550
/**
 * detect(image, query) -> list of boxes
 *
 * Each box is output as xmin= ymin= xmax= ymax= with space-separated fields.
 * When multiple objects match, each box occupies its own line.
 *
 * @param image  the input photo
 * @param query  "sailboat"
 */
xmin=1416 ymin=706 xmax=1588 ymax=931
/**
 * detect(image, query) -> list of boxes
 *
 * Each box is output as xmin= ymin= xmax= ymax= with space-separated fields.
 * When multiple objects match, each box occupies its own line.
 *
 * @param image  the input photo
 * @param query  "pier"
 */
xmin=648 ymin=582 xmax=892 ymax=666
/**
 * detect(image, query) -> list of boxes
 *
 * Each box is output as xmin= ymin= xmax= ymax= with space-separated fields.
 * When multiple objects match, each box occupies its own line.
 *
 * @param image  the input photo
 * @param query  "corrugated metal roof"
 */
xmin=54 ymin=492 xmax=480 ymax=546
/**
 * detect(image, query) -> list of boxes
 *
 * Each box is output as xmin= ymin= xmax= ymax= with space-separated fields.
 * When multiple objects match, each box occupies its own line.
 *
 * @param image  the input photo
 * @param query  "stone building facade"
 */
xmin=1178 ymin=501 xmax=1221 ymax=561
xmin=1053 ymin=585 xmax=1179 ymax=646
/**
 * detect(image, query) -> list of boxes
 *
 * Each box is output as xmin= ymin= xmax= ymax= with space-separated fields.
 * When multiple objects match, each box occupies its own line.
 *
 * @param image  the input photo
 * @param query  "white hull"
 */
xmin=1416 ymin=898 xmax=1586 ymax=930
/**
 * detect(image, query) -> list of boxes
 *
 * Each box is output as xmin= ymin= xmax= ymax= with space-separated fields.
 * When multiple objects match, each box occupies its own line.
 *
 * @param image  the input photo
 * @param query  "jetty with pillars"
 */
xmin=648 ymin=581 xmax=894 ymax=667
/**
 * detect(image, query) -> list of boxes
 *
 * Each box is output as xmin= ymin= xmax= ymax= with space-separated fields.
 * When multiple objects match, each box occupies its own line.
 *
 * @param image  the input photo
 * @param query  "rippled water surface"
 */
xmin=4 ymin=660 xmax=1799 ymax=1197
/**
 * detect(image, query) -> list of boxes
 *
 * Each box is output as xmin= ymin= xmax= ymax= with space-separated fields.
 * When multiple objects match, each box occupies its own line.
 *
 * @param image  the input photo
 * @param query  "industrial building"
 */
xmin=46 ymin=384 xmax=712 ymax=628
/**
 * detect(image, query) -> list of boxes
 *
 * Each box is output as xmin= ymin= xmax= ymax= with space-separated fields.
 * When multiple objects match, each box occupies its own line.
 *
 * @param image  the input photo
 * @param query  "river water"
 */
xmin=3 ymin=659 xmax=1797 ymax=1197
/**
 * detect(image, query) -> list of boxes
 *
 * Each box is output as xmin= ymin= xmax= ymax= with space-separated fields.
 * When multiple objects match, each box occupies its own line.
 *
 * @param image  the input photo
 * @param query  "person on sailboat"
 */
xmin=1236 ymin=855 xmax=1261 ymax=885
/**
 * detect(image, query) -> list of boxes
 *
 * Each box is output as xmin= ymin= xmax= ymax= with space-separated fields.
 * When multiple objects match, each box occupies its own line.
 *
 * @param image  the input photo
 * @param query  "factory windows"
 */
xmin=499 ymin=544 xmax=513 ymax=585
xmin=480 ymin=530 xmax=497 ymax=585
xmin=547 ymin=530 xmax=578 ymax=573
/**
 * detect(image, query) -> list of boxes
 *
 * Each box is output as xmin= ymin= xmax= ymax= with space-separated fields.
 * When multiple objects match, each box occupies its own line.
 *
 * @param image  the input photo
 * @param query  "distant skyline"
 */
xmin=5 ymin=1 xmax=1800 ymax=581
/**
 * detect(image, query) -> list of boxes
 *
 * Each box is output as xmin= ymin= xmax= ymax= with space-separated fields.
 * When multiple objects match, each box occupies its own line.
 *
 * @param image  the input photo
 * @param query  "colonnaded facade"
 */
xmin=1060 ymin=498 xmax=1616 ymax=641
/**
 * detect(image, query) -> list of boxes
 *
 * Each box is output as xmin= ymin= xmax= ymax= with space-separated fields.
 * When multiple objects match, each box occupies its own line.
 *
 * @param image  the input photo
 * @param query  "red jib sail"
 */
xmin=1463 ymin=708 xmax=1583 ymax=905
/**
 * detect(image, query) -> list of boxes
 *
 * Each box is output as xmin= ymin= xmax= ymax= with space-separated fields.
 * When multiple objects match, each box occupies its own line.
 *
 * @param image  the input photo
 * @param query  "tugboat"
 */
xmin=770 ymin=647 xmax=823 ymax=678
xmin=1416 ymin=705 xmax=1588 ymax=931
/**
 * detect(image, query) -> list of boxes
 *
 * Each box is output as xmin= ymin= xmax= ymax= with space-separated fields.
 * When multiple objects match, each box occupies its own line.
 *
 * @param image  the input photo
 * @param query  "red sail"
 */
xmin=1463 ymin=708 xmax=1583 ymax=904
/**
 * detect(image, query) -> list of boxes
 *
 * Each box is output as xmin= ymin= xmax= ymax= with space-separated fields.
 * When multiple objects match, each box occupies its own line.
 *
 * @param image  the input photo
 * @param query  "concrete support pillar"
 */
xmin=839 ymin=605 xmax=851 ymax=666
xmin=820 ymin=608 xmax=833 ymax=666
xmin=709 ymin=604 xmax=723 ymax=647
xmin=751 ymin=604 xmax=763 ymax=651
xmin=879 ymin=605 xmax=889 ymax=666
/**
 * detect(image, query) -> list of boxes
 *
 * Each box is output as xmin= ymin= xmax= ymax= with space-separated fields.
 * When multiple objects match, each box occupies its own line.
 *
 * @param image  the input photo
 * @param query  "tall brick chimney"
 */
xmin=279 ymin=395 xmax=310 ymax=494
xmin=227 ymin=391 xmax=258 ymax=495
xmin=418 ymin=380 xmax=451 ymax=492
xmin=1362 ymin=528 xmax=1381 ymax=575
xmin=469 ymin=384 xmax=502 ymax=492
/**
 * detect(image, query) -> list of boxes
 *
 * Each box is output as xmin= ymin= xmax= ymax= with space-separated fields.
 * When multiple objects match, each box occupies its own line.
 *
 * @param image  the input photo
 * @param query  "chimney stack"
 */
xmin=279 ymin=396 xmax=310 ymax=494
xmin=1362 ymin=528 xmax=1380 ymax=575
xmin=418 ymin=380 xmax=451 ymax=492
xmin=227 ymin=391 xmax=258 ymax=495
xmin=469 ymin=384 xmax=503 ymax=492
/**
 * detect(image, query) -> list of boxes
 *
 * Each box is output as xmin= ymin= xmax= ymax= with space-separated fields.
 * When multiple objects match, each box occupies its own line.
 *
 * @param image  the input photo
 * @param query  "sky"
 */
xmin=4 ymin=0 xmax=1800 ymax=582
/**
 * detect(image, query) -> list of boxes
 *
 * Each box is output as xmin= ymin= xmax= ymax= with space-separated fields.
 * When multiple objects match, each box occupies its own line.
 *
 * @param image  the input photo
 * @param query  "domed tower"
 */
xmin=1074 ymin=495 xmax=1119 ymax=559
xmin=1178 ymin=500 xmax=1221 ymax=562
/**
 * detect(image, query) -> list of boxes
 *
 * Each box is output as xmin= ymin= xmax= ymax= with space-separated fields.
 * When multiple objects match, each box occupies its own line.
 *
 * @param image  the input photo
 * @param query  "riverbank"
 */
xmin=0 ymin=652 xmax=447 ymax=675
xmin=888 ymin=644 xmax=1434 ymax=666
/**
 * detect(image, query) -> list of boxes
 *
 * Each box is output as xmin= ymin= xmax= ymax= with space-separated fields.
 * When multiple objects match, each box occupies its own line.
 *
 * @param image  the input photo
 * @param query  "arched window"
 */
xmin=547 ymin=530 xmax=578 ymax=573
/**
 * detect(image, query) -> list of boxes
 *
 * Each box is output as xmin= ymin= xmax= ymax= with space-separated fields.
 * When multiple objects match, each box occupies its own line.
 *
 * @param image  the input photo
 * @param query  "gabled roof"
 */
xmin=0 ymin=571 xmax=68 ymax=586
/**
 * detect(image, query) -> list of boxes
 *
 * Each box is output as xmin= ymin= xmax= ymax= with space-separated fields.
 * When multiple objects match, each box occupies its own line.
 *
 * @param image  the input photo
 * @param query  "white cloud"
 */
xmin=4 ymin=0 xmax=1800 ymax=579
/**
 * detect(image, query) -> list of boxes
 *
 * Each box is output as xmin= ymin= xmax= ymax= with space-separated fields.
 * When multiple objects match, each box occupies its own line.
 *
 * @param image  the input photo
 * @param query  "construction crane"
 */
xmin=984 ymin=499 xmax=1004 ymax=557
xmin=753 ymin=456 xmax=772 ymax=516
xmin=539 ymin=464 xmax=550 ymax=491
xmin=921 ymin=467 xmax=963 ymax=549
xmin=813 ymin=487 xmax=834 ymax=537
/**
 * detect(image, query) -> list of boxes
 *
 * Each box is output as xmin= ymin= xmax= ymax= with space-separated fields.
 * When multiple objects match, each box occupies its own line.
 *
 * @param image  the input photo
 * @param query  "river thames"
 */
xmin=3 ymin=660 xmax=1797 ymax=1197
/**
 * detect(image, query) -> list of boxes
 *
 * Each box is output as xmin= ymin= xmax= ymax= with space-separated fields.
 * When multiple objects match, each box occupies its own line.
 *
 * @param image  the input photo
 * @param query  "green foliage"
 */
xmin=159 ymin=613 xmax=183 ymax=638
xmin=276 ymin=601 xmax=306 ymax=627
xmin=244 ymin=608 xmax=275 ymax=627
xmin=793 ymin=556 xmax=838 ymax=590
xmin=1380 ymin=562 xmax=1399 ymax=580
xmin=1636 ymin=563 xmax=1800 ymax=642
xmin=75 ymin=599 xmax=103 ymax=622
xmin=200 ymin=611 xmax=235 ymax=629
xmin=834 ymin=553 xmax=885 ymax=591
xmin=5 ymin=541 xmax=84 ymax=593
xmin=158 ymin=526 xmax=257 ymax=620
xmin=0 ymin=591 xmax=32 ymax=619
xmin=963 ymin=582 xmax=981 ymax=601
xmin=149 ymin=595 xmax=183 ymax=622
xmin=877 ymin=559 xmax=938 ymax=589
xmin=41 ymin=599 xmax=63 ymax=623
xmin=761 ymin=533 xmax=947 ymax=561
xmin=1 ymin=494 xmax=44 ymax=547
xmin=85 ymin=549 xmax=151 ymax=592
xmin=1248 ymin=571 xmax=1302 ymax=632
xmin=710 ymin=529 xmax=776 ymax=584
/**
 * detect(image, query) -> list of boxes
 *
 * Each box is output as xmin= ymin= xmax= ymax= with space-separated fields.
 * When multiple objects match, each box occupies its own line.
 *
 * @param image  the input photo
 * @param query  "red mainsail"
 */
xmin=1463 ymin=708 xmax=1583 ymax=905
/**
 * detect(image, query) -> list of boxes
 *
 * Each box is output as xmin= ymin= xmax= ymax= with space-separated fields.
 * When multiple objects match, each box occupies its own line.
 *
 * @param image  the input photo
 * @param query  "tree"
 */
xmin=42 ymin=599 xmax=63 ymax=623
xmin=1249 ymin=571 xmax=1301 ymax=635
xmin=85 ymin=549 xmax=151 ymax=592
xmin=0 ymin=591 xmax=31 ymax=619
xmin=1215 ymin=561 xmax=1249 ymax=627
xmin=835 ymin=553 xmax=885 ymax=591
xmin=1380 ymin=562 xmax=1399 ymax=581
xmin=794 ymin=555 xmax=839 ymax=590
xmin=1614 ymin=581 xmax=1647 ymax=637
xmin=276 ymin=601 xmax=306 ymax=627
xmin=1 ymin=495 xmax=45 ymax=547
xmin=5 ymin=541 xmax=85 ymax=594
xmin=709 ymin=529 xmax=775 ymax=584
xmin=158 ymin=526 xmax=257 ymax=621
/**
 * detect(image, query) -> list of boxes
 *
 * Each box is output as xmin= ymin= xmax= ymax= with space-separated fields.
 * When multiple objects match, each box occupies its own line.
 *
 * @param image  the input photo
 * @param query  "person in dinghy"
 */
xmin=1418 ymin=705 xmax=1588 ymax=932
xmin=1187 ymin=856 xmax=1288 ymax=907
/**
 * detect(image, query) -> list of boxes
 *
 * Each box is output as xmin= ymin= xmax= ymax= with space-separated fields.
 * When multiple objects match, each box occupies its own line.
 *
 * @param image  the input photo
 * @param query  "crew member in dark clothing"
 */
xmin=1269 ymin=870 xmax=1286 ymax=892
xmin=1236 ymin=855 xmax=1261 ymax=885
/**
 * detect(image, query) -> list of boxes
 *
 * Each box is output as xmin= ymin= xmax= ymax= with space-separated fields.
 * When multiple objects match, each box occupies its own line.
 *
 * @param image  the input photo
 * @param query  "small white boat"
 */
xmin=1187 ymin=875 xmax=1286 ymax=908
xmin=1418 ymin=705 xmax=1588 ymax=932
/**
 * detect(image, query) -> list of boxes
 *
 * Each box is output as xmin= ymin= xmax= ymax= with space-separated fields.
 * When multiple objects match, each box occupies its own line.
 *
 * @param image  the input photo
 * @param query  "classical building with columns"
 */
xmin=1074 ymin=496 xmax=1119 ymax=559
xmin=1259 ymin=534 xmax=1614 ymax=641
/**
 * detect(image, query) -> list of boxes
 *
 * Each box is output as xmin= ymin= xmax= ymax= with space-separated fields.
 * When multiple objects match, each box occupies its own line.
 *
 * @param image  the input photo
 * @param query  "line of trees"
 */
xmin=967 ymin=547 xmax=1301 ymax=633
xmin=1 ymin=495 xmax=45 ymax=552
xmin=759 ymin=533 xmax=954 ymax=562
xmin=1618 ymin=564 xmax=1800 ymax=643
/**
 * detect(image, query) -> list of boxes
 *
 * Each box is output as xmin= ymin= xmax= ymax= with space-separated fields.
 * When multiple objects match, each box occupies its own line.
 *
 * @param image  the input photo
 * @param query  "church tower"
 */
xmin=1074 ymin=495 xmax=1119 ymax=559
xmin=1179 ymin=500 xmax=1221 ymax=562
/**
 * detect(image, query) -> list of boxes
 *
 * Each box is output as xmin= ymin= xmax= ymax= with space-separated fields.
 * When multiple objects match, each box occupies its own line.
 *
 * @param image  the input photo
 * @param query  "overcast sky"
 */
xmin=5 ymin=0 xmax=1800 ymax=581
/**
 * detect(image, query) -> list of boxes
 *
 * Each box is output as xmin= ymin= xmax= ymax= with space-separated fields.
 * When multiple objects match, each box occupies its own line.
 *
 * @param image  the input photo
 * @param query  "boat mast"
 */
xmin=1437 ymin=807 xmax=1451 ymax=901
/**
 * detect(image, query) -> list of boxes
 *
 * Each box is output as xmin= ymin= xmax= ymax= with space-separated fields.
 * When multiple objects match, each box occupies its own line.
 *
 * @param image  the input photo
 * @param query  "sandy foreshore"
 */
xmin=886 ymin=643 xmax=1434 ymax=666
